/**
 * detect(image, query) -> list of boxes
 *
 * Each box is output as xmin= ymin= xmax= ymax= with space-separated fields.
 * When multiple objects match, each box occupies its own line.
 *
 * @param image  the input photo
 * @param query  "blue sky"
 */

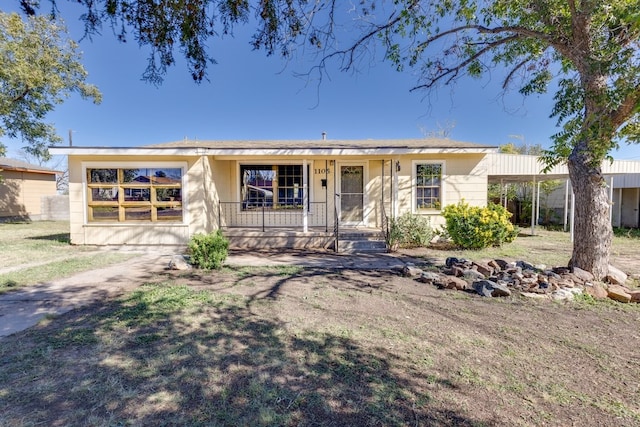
xmin=4 ymin=2 xmax=640 ymax=161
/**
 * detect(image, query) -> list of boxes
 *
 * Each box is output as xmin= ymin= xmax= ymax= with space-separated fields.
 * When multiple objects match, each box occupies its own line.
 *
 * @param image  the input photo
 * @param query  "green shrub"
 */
xmin=386 ymin=212 xmax=433 ymax=250
xmin=442 ymin=201 xmax=518 ymax=249
xmin=188 ymin=230 xmax=229 ymax=270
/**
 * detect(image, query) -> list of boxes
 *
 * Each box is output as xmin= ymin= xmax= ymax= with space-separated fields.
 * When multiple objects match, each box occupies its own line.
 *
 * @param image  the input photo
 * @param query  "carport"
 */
xmin=485 ymin=154 xmax=640 ymax=239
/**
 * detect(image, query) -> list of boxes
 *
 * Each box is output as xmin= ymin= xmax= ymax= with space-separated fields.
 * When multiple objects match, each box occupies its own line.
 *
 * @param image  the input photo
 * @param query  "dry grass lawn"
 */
xmin=0 ymin=223 xmax=639 ymax=426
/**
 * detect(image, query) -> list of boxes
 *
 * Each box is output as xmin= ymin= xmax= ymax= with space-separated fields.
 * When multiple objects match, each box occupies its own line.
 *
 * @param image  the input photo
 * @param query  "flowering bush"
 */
xmin=442 ymin=201 xmax=518 ymax=249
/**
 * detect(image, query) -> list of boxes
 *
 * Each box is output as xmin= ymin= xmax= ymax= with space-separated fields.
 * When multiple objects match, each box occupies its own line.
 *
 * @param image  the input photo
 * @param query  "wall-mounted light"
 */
xmin=395 ymin=161 xmax=401 ymax=172
xmin=329 ymin=160 xmax=334 ymax=166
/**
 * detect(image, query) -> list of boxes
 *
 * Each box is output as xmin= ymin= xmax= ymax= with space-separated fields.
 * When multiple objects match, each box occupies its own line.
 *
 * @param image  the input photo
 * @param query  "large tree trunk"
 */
xmin=567 ymin=143 xmax=612 ymax=280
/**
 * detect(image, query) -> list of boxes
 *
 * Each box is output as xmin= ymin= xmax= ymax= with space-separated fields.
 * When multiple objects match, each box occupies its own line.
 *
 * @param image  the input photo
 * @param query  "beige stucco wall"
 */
xmin=395 ymin=154 xmax=488 ymax=228
xmin=67 ymin=155 xmax=203 ymax=245
xmin=65 ymin=152 xmax=490 ymax=245
xmin=0 ymin=170 xmax=57 ymax=219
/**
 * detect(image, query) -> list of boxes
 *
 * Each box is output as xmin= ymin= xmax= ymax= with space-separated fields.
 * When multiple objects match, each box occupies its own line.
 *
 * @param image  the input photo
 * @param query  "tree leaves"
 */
xmin=0 ymin=12 xmax=101 ymax=160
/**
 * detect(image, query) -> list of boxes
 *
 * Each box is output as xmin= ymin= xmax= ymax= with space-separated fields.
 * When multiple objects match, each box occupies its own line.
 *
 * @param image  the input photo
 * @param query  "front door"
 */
xmin=340 ymin=165 xmax=364 ymax=225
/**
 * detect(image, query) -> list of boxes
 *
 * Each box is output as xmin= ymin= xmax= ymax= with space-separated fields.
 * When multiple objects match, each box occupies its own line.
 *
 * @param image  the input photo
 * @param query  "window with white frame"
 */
xmin=415 ymin=162 xmax=443 ymax=210
xmin=86 ymin=167 xmax=183 ymax=222
xmin=240 ymin=164 xmax=308 ymax=210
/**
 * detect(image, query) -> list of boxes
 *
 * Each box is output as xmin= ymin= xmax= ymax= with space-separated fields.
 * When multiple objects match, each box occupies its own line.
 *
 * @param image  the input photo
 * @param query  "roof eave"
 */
xmin=50 ymin=146 xmax=496 ymax=156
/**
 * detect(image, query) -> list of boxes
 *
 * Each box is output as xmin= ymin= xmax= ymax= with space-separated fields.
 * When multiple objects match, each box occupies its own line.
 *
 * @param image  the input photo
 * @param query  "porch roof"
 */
xmin=50 ymin=138 xmax=497 ymax=156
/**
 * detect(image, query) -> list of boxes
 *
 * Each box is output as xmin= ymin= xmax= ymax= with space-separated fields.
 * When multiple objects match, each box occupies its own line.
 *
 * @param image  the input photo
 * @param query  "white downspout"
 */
xmin=303 ymin=159 xmax=308 ymax=232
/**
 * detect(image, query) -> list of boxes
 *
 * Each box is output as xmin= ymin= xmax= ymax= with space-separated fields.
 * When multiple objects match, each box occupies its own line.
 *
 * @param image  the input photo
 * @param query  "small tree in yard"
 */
xmin=26 ymin=1 xmax=639 ymax=279
xmin=188 ymin=230 xmax=229 ymax=270
xmin=0 ymin=12 xmax=101 ymax=160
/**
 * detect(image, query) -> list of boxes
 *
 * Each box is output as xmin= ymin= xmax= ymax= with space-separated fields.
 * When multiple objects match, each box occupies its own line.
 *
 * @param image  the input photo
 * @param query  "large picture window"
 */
xmin=87 ymin=167 xmax=183 ymax=222
xmin=415 ymin=163 xmax=443 ymax=210
xmin=241 ymin=164 xmax=307 ymax=210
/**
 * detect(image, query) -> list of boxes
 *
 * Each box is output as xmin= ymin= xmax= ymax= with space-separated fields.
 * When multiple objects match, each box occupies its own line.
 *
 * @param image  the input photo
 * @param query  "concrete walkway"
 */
xmin=0 ymin=249 xmax=423 ymax=339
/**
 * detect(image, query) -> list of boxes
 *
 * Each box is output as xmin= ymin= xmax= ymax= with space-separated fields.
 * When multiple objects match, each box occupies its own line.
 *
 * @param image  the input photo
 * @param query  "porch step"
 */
xmin=336 ymin=231 xmax=387 ymax=253
xmin=337 ymin=239 xmax=387 ymax=253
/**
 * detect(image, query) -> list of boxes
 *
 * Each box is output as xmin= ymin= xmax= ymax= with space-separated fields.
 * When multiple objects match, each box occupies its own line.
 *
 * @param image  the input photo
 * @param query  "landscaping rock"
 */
xmin=463 ymin=269 xmax=486 ymax=282
xmin=629 ymin=290 xmax=640 ymax=303
xmin=444 ymin=275 xmax=469 ymax=291
xmin=416 ymin=271 xmax=442 ymax=283
xmin=445 ymin=257 xmax=467 ymax=267
xmin=606 ymin=265 xmax=628 ymax=286
xmin=418 ymin=256 xmax=638 ymax=306
xmin=551 ymin=288 xmax=575 ymax=301
xmin=521 ymin=292 xmax=550 ymax=300
xmin=494 ymin=259 xmax=511 ymax=270
xmin=607 ymin=284 xmax=632 ymax=303
xmin=584 ymin=283 xmax=608 ymax=299
xmin=472 ymin=261 xmax=493 ymax=277
xmin=473 ymin=280 xmax=511 ymax=297
xmin=168 ymin=255 xmax=191 ymax=270
xmin=452 ymin=265 xmax=466 ymax=277
xmin=487 ymin=259 xmax=501 ymax=271
xmin=572 ymin=267 xmax=594 ymax=283
xmin=402 ymin=265 xmax=423 ymax=278
xmin=516 ymin=261 xmax=536 ymax=271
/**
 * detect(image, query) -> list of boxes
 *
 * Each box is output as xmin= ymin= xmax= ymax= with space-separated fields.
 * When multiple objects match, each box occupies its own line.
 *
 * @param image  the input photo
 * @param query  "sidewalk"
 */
xmin=0 ymin=249 xmax=422 ymax=339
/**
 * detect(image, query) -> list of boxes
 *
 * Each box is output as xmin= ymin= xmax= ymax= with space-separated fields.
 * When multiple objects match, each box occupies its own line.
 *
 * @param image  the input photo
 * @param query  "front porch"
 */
xmin=218 ymin=201 xmax=387 ymax=251
xmin=219 ymin=202 xmax=330 ymax=232
xmin=220 ymin=226 xmax=385 ymax=251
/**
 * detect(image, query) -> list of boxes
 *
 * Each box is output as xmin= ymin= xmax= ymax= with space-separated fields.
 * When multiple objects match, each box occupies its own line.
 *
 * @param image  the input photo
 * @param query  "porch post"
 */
xmin=393 ymin=158 xmax=399 ymax=218
xmin=617 ymin=188 xmax=623 ymax=227
xmin=503 ymin=182 xmax=508 ymax=209
xmin=390 ymin=160 xmax=394 ymax=218
xmin=325 ymin=160 xmax=328 ymax=232
xmin=633 ymin=188 xmax=640 ymax=227
xmin=608 ymin=176 xmax=614 ymax=224
xmin=381 ymin=160 xmax=385 ymax=226
xmin=303 ymin=159 xmax=308 ymax=232
xmin=563 ymin=179 xmax=569 ymax=232
xmin=536 ymin=181 xmax=541 ymax=225
xmin=530 ymin=176 xmax=536 ymax=236
xmin=570 ymin=185 xmax=575 ymax=242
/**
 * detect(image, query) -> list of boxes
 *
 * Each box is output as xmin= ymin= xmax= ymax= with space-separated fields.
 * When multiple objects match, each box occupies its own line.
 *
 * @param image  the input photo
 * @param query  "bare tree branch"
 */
xmin=502 ymin=57 xmax=532 ymax=90
xmin=409 ymin=34 xmax=520 ymax=91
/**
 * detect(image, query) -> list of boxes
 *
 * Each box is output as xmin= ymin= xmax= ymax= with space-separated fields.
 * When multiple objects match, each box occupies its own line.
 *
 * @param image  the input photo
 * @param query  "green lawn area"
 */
xmin=0 ymin=221 xmax=133 ymax=293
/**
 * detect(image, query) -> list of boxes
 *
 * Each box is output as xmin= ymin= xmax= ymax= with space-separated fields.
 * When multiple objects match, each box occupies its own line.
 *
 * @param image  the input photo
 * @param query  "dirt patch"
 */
xmin=4 ymin=265 xmax=635 ymax=426
xmin=2 ymin=231 xmax=640 ymax=426
xmin=170 ymin=266 xmax=640 ymax=426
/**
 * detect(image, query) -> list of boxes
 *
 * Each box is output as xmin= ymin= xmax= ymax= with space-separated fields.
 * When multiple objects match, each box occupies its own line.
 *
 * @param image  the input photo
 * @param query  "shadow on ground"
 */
xmin=0 ymin=276 xmax=489 ymax=426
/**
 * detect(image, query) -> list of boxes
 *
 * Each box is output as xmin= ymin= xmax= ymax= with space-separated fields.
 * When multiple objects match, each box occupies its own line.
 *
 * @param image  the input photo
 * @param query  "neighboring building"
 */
xmin=50 ymin=138 xmax=496 ymax=247
xmin=0 ymin=157 xmax=59 ymax=221
xmin=485 ymin=154 xmax=640 ymax=231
